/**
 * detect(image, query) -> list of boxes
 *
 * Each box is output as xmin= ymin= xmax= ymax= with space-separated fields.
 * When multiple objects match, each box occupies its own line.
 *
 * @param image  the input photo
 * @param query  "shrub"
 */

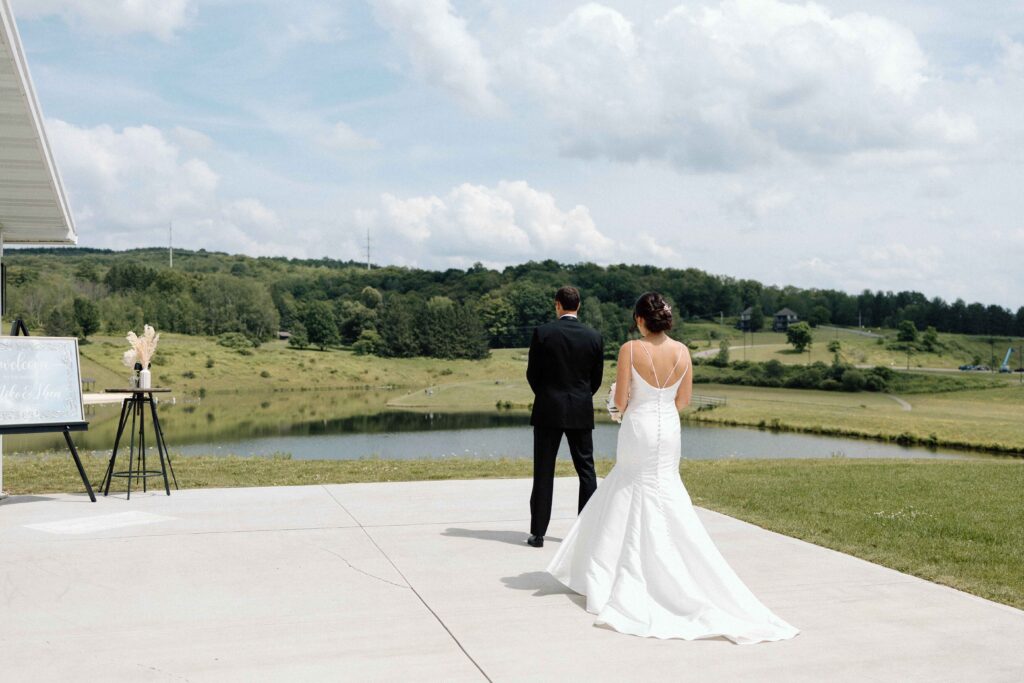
xmin=352 ymin=328 xmax=384 ymax=356
xmin=864 ymin=375 xmax=888 ymax=392
xmin=840 ymin=369 xmax=866 ymax=392
xmin=820 ymin=378 xmax=841 ymax=391
xmin=763 ymin=359 xmax=785 ymax=379
xmin=217 ymin=332 xmax=255 ymax=352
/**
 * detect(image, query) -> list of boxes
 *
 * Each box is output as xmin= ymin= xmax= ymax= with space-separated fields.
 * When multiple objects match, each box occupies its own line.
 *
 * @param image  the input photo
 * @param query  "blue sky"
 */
xmin=11 ymin=0 xmax=1024 ymax=307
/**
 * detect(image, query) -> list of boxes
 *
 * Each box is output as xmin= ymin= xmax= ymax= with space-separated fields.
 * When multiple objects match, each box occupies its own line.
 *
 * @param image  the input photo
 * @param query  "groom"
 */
xmin=526 ymin=286 xmax=604 ymax=548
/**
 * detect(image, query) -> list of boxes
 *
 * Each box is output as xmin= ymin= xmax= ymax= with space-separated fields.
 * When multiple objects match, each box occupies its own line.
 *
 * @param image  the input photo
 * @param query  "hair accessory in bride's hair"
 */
xmin=663 ymin=304 xmax=672 ymax=312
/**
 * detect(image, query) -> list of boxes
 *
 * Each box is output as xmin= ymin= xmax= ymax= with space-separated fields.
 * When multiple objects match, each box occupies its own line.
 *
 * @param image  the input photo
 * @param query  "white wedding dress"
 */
xmin=547 ymin=345 xmax=799 ymax=645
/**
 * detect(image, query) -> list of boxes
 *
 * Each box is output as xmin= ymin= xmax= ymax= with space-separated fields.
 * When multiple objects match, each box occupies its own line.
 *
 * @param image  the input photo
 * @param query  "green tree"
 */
xmin=302 ymin=300 xmax=340 ymax=350
xmin=194 ymin=274 xmax=279 ymax=341
xmin=477 ymin=292 xmax=516 ymax=346
xmin=378 ymin=296 xmax=422 ymax=357
xmin=423 ymin=296 xmax=458 ymax=358
xmin=453 ymin=303 xmax=490 ymax=359
xmin=922 ymin=325 xmax=939 ymax=352
xmin=337 ymin=300 xmax=376 ymax=344
xmin=74 ymin=261 xmax=99 ymax=282
xmin=44 ymin=303 xmax=77 ymax=337
xmin=507 ymin=283 xmax=553 ymax=346
xmin=711 ymin=339 xmax=730 ymax=367
xmin=808 ymin=305 xmax=831 ymax=327
xmin=72 ymin=297 xmax=100 ymax=340
xmin=748 ymin=306 xmax=764 ymax=332
xmin=360 ymin=286 xmax=383 ymax=310
xmin=352 ymin=328 xmax=384 ymax=356
xmin=288 ymin=320 xmax=308 ymax=349
xmin=786 ymin=322 xmax=813 ymax=352
xmin=897 ymin=320 xmax=918 ymax=343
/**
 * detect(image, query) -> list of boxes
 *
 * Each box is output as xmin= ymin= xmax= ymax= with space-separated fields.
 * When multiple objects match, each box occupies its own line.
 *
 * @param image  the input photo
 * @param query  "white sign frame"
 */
xmin=0 ymin=336 xmax=84 ymax=428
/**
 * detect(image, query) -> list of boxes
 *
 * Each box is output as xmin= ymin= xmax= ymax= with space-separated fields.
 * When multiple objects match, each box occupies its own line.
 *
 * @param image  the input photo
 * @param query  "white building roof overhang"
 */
xmin=0 ymin=0 xmax=76 ymax=245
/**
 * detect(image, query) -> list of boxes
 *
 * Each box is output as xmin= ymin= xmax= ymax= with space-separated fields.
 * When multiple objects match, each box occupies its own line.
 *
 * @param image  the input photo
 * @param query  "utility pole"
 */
xmin=366 ymin=226 xmax=371 ymax=270
xmin=169 ymin=221 xmax=173 ymax=268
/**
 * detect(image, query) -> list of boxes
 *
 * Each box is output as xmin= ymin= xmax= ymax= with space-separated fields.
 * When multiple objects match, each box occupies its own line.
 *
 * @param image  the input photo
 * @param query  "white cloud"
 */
xmin=505 ymin=0 xmax=970 ymax=170
xmin=357 ymin=180 xmax=616 ymax=267
xmin=370 ymin=0 xmax=499 ymax=113
xmin=44 ymin=119 xmax=299 ymax=256
xmin=14 ymin=0 xmax=195 ymax=41
xmin=282 ymin=3 xmax=346 ymax=46
xmin=318 ymin=122 xmax=379 ymax=152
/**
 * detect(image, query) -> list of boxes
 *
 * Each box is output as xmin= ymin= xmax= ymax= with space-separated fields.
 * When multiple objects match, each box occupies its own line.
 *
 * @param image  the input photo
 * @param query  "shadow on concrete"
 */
xmin=442 ymin=527 xmax=562 ymax=546
xmin=501 ymin=571 xmax=585 ymax=608
xmin=0 ymin=495 xmax=69 ymax=506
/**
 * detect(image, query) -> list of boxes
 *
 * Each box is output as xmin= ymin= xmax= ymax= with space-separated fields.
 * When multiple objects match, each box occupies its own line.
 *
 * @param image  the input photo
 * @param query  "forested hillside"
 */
xmin=4 ymin=247 xmax=1022 ymax=359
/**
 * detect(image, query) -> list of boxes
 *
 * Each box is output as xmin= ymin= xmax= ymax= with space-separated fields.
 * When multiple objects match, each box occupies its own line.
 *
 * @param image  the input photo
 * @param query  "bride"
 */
xmin=547 ymin=292 xmax=799 ymax=645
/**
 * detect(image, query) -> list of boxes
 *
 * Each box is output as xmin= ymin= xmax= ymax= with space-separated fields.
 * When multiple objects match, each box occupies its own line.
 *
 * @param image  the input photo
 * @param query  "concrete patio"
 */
xmin=1 ymin=478 xmax=1022 ymax=681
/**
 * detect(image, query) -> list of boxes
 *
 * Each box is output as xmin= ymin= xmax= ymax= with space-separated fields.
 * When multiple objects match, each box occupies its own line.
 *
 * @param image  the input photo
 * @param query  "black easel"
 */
xmin=0 ymin=422 xmax=96 ymax=502
xmin=0 ymin=328 xmax=95 ymax=501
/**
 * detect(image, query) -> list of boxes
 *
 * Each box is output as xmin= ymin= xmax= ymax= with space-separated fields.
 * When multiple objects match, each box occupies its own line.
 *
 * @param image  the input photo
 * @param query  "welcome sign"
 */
xmin=0 ymin=337 xmax=84 ymax=427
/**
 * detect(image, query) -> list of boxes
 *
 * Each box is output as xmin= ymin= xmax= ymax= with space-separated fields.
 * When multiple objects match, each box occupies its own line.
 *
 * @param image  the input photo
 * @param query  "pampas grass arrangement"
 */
xmin=123 ymin=325 xmax=160 ymax=369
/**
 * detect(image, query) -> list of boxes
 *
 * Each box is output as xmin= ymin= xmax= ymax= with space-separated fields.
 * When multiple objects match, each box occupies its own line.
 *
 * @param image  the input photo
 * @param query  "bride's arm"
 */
xmin=674 ymin=347 xmax=693 ymax=412
xmin=614 ymin=343 xmax=632 ymax=414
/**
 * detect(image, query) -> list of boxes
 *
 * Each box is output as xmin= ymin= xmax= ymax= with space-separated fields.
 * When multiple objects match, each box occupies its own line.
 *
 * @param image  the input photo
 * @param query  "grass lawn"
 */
xmin=685 ymin=322 xmax=1022 ymax=371
xmin=688 ymin=383 xmax=1024 ymax=454
xmin=6 ymin=454 xmax=1022 ymax=610
xmin=77 ymin=334 xmax=530 ymax=395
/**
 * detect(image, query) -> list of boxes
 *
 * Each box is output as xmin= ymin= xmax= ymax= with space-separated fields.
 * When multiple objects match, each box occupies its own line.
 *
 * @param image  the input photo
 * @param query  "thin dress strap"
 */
xmin=665 ymin=345 xmax=685 ymax=387
xmin=636 ymin=341 xmax=659 ymax=387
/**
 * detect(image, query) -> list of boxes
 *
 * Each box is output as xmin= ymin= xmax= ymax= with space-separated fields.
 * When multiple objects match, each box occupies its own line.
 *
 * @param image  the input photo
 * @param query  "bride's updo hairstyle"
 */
xmin=633 ymin=292 xmax=673 ymax=333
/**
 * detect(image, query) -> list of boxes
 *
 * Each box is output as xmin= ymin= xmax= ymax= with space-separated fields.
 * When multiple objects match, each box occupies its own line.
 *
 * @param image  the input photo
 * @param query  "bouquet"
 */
xmin=123 ymin=325 xmax=160 ymax=369
xmin=606 ymin=382 xmax=622 ymax=423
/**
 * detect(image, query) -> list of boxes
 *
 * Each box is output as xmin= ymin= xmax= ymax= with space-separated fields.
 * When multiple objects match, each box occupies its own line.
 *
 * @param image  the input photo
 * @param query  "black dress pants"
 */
xmin=530 ymin=426 xmax=598 ymax=537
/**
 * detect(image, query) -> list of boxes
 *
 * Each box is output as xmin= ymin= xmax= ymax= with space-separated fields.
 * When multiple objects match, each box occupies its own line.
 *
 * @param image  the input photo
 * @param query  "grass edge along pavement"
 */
xmin=5 ymin=454 xmax=1023 ymax=612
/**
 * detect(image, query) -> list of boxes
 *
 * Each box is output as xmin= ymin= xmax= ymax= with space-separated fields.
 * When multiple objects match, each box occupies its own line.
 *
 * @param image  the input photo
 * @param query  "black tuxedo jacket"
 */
xmin=526 ymin=316 xmax=604 ymax=429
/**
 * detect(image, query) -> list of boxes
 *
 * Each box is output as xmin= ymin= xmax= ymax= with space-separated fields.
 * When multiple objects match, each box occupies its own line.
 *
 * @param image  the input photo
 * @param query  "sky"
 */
xmin=10 ymin=0 xmax=1024 ymax=307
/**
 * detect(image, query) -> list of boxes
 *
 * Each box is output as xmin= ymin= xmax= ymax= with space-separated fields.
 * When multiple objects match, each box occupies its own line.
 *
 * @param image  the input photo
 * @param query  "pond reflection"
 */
xmin=5 ymin=389 xmax=981 ymax=462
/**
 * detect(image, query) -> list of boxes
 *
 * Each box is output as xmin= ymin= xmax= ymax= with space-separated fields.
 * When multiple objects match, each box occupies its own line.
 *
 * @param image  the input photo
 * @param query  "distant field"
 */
xmin=687 ymin=383 xmax=1024 ymax=454
xmin=682 ymin=322 xmax=1020 ymax=371
xmin=77 ymin=334 xmax=530 ymax=395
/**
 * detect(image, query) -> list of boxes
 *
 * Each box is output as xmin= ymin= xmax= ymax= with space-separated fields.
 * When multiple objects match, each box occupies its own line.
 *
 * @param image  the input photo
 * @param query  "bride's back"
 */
xmin=630 ymin=338 xmax=688 ymax=389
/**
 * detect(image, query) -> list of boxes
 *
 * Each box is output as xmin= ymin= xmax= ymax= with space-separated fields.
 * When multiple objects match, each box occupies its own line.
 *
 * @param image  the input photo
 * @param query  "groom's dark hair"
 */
xmin=555 ymin=286 xmax=581 ymax=311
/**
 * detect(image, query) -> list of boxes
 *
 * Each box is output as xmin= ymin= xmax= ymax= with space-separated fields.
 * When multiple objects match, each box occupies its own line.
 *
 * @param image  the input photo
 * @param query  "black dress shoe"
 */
xmin=527 ymin=534 xmax=544 ymax=548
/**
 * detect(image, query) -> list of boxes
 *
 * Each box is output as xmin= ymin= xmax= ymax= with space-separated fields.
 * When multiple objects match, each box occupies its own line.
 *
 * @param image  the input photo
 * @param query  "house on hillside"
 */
xmin=772 ymin=308 xmax=799 ymax=332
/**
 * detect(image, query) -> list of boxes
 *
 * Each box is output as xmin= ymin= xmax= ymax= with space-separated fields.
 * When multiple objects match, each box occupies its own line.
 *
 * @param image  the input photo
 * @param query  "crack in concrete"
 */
xmin=320 ymin=485 xmax=493 ymax=682
xmin=309 ymin=543 xmax=410 ymax=590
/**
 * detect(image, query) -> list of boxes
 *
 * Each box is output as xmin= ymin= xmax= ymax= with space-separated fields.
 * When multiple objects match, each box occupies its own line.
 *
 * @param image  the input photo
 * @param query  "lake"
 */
xmin=4 ymin=390 xmax=978 ymax=461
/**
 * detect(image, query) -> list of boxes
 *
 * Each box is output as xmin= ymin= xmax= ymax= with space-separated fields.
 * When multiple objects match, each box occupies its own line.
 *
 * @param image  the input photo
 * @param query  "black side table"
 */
xmin=97 ymin=388 xmax=179 ymax=498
